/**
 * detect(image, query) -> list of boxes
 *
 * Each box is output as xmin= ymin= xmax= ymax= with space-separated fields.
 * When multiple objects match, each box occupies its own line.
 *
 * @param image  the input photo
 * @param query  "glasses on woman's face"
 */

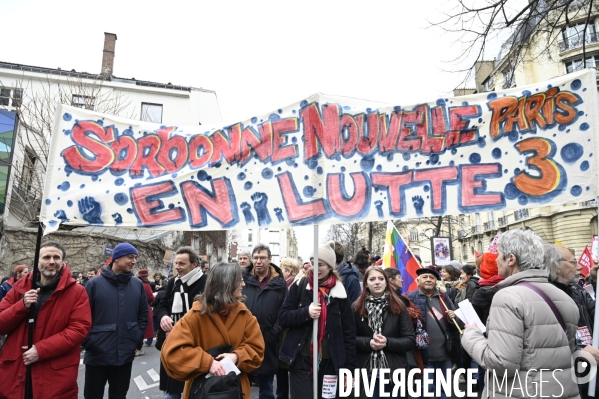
xmin=311 ymin=261 xmax=328 ymax=268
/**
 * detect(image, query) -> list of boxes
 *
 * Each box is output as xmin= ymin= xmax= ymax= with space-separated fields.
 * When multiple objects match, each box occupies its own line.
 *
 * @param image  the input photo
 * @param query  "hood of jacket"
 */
xmin=14 ymin=263 xmax=76 ymax=295
xmin=494 ymin=268 xmax=548 ymax=291
xmin=101 ymin=265 xmax=133 ymax=285
xmin=337 ymin=261 xmax=359 ymax=280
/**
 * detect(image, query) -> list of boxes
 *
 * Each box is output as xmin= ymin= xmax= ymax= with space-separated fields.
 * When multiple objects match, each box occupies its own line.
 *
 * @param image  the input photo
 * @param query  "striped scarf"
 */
xmin=365 ymin=294 xmax=389 ymax=371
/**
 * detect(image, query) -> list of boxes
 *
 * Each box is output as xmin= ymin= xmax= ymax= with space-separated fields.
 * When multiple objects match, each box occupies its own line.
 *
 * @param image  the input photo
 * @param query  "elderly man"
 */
xmin=0 ymin=241 xmax=91 ymax=399
xmin=462 ymin=229 xmax=580 ymax=399
xmin=83 ymin=242 xmax=148 ymax=399
xmin=238 ymin=248 xmax=252 ymax=269
xmin=407 ymin=267 xmax=459 ymax=398
xmin=545 ymin=244 xmax=599 ymax=398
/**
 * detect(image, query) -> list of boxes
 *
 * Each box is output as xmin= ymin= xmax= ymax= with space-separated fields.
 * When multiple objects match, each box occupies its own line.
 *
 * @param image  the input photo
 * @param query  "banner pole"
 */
xmin=590 ymin=196 xmax=599 ymax=397
xmin=25 ymin=222 xmax=43 ymax=399
xmin=312 ymin=224 xmax=319 ymax=399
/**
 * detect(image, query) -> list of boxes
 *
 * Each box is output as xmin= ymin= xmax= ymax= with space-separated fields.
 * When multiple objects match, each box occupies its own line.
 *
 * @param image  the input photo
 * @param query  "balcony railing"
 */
xmin=582 ymin=199 xmax=598 ymax=207
xmin=471 ymin=225 xmax=482 ymax=234
xmin=498 ymin=216 xmax=509 ymax=227
xmin=483 ymin=221 xmax=496 ymax=231
xmin=458 ymin=229 xmax=467 ymax=238
xmin=514 ymin=209 xmax=530 ymax=221
xmin=558 ymin=32 xmax=599 ymax=52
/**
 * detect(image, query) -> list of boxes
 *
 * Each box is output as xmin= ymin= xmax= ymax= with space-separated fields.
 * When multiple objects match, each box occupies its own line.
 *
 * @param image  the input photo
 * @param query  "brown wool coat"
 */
xmin=160 ymin=300 xmax=265 ymax=399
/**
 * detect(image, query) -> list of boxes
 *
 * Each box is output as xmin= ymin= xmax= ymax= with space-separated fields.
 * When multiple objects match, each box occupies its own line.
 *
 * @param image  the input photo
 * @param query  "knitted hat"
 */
xmin=112 ymin=242 xmax=138 ymax=260
xmin=448 ymin=260 xmax=463 ymax=269
xmin=137 ymin=269 xmax=149 ymax=277
xmin=480 ymin=252 xmax=499 ymax=279
xmin=310 ymin=241 xmax=336 ymax=269
xmin=13 ymin=264 xmax=27 ymax=277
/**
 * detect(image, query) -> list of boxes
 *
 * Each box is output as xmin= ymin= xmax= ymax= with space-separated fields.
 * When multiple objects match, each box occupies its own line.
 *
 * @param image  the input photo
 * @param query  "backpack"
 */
xmin=189 ymin=344 xmax=243 ymax=399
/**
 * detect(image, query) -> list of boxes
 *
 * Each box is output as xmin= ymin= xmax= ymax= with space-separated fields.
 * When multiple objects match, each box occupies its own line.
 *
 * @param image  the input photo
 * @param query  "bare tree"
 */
xmin=435 ymin=0 xmax=598 ymax=85
xmin=1 ymin=75 xmax=132 ymax=225
xmin=325 ymin=222 xmax=369 ymax=262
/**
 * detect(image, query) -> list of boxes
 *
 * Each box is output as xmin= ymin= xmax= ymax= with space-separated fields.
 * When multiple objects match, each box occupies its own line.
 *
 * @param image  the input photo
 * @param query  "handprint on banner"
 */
xmin=78 ymin=196 xmax=103 ymax=224
xmin=412 ymin=195 xmax=424 ymax=216
xmin=374 ymin=200 xmax=384 ymax=218
xmin=53 ymin=210 xmax=69 ymax=222
xmin=274 ymin=207 xmax=284 ymax=222
xmin=252 ymin=192 xmax=271 ymax=226
xmin=240 ymin=202 xmax=255 ymax=224
xmin=112 ymin=213 xmax=123 ymax=225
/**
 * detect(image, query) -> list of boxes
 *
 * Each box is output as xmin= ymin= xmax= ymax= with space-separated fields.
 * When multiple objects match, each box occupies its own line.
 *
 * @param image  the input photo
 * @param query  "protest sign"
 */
xmin=41 ymin=70 xmax=599 ymax=232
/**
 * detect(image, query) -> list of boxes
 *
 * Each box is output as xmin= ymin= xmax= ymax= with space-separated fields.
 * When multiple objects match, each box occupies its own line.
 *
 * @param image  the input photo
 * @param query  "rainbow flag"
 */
xmin=382 ymin=220 xmax=421 ymax=293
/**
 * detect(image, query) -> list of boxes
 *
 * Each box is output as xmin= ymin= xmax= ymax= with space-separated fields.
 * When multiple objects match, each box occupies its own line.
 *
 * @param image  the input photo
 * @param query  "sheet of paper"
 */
xmin=457 ymin=299 xmax=486 ymax=334
xmin=205 ymin=356 xmax=241 ymax=379
xmin=584 ymin=284 xmax=596 ymax=300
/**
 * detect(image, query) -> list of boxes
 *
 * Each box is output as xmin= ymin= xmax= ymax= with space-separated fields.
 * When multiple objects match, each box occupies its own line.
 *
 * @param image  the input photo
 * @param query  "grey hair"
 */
xmin=176 ymin=246 xmax=199 ymax=265
xmin=498 ymin=229 xmax=545 ymax=271
xmin=237 ymin=248 xmax=251 ymax=257
xmin=543 ymin=244 xmax=562 ymax=282
xmin=198 ymin=262 xmax=244 ymax=314
xmin=252 ymin=244 xmax=271 ymax=258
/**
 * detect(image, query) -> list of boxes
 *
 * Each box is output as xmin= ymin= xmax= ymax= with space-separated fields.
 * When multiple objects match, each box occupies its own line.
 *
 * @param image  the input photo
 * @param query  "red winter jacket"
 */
xmin=0 ymin=265 xmax=92 ymax=399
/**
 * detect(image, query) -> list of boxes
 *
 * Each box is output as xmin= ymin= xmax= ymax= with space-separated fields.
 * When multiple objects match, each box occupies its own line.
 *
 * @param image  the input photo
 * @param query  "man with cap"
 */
xmin=82 ymin=242 xmax=148 ymax=399
xmin=242 ymin=244 xmax=287 ymax=399
xmin=0 ymin=241 xmax=91 ymax=399
xmin=0 ymin=264 xmax=28 ymax=302
xmin=406 ymin=267 xmax=459 ymax=399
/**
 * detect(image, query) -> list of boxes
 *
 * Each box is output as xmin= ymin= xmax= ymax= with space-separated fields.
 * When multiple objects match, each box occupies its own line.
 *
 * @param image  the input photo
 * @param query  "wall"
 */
xmin=0 ymin=226 xmax=167 ymax=278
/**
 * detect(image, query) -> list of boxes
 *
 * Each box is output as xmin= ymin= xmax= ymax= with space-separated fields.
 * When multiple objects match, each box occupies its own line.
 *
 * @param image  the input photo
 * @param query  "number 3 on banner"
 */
xmin=513 ymin=138 xmax=561 ymax=196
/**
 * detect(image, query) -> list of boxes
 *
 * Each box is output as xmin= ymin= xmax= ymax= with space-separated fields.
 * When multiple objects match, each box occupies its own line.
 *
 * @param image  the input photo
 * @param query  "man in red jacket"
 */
xmin=0 ymin=241 xmax=92 ymax=399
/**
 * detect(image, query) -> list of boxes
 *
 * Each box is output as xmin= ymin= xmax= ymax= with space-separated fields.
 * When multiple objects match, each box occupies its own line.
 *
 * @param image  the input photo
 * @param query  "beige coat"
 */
xmin=462 ymin=268 xmax=580 ymax=399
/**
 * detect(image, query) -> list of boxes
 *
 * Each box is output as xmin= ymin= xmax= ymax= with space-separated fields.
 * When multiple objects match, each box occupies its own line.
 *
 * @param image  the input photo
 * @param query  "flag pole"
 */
xmin=312 ymin=224 xmax=319 ymax=399
xmin=589 ymin=196 xmax=599 ymax=397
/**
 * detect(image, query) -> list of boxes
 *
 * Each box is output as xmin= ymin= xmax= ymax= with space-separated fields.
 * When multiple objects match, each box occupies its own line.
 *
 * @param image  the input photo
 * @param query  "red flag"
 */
xmin=474 ymin=250 xmax=480 ymax=259
xmin=579 ymin=246 xmax=592 ymax=277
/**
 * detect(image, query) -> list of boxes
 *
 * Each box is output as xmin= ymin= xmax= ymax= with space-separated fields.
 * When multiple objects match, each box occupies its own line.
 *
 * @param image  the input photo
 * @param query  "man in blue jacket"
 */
xmin=332 ymin=241 xmax=361 ymax=306
xmin=83 ymin=242 xmax=148 ymax=399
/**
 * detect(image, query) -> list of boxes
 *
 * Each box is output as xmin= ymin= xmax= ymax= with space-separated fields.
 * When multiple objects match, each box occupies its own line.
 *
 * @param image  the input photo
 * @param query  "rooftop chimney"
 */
xmin=101 ymin=32 xmax=117 ymax=78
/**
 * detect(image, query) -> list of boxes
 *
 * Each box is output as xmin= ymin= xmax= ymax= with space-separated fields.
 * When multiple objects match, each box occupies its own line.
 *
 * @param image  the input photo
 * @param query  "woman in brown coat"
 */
xmin=160 ymin=262 xmax=265 ymax=399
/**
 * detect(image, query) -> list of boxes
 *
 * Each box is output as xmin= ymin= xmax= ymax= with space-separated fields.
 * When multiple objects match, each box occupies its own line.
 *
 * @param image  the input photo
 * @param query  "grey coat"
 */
xmin=461 ymin=268 xmax=580 ymax=399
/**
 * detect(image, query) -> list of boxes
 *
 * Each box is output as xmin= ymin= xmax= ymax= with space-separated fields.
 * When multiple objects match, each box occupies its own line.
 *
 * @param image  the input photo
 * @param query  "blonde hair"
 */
xmin=280 ymin=258 xmax=300 ymax=276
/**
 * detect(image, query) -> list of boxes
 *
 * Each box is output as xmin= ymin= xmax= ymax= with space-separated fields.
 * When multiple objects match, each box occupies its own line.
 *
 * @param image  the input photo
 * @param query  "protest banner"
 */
xmin=40 ymin=69 xmax=599 ymax=232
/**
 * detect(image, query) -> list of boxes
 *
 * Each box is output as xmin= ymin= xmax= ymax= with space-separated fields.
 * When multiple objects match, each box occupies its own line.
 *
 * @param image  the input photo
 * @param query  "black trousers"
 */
xmin=289 ymin=355 xmax=338 ymax=399
xmin=84 ymin=362 xmax=133 ymax=399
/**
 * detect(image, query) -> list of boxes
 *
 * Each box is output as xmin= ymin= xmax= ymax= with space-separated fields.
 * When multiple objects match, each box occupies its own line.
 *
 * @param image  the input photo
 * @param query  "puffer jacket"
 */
xmin=83 ymin=265 xmax=148 ymax=366
xmin=462 ymin=269 xmax=580 ymax=399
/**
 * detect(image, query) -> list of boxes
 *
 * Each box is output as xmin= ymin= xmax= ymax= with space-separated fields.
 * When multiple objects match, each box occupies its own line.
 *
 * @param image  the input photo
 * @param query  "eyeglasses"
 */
xmin=253 ymin=256 xmax=269 ymax=261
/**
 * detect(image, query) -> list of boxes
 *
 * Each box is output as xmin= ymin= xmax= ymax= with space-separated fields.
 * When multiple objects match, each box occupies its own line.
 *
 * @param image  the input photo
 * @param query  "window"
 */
xmin=501 ymin=65 xmax=515 ymax=89
xmin=0 ymin=88 xmax=23 ymax=108
xmin=475 ymin=213 xmax=481 ymax=227
xmin=478 ymin=240 xmax=483 ymax=254
xmin=410 ymin=228 xmax=419 ymax=242
xmin=192 ymin=236 xmax=199 ymax=251
xmin=22 ymin=149 xmax=37 ymax=194
xmin=248 ymin=231 xmax=253 ymax=244
xmin=483 ymin=76 xmax=494 ymax=92
xmin=72 ymin=95 xmax=95 ymax=110
xmin=141 ymin=103 xmax=163 ymax=123
xmin=562 ymin=21 xmax=597 ymax=50
xmin=565 ymin=54 xmax=599 ymax=73
xmin=488 ymin=211 xmax=495 ymax=229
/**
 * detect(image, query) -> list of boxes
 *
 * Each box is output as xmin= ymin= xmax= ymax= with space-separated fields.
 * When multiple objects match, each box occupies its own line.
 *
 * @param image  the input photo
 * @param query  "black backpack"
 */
xmin=189 ymin=345 xmax=243 ymax=399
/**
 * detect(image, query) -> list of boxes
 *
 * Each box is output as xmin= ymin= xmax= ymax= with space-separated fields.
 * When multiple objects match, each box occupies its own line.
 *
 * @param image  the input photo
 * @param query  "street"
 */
xmin=76 ymin=345 xmax=262 ymax=399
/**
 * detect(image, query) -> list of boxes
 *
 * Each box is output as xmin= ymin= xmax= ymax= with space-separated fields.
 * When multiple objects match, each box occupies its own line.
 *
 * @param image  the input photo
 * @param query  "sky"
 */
xmin=2 ymin=0 xmax=482 ymax=260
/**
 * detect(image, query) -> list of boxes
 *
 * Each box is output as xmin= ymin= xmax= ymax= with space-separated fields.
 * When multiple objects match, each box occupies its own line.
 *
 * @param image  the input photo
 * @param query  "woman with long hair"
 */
xmin=354 ymin=267 xmax=416 ymax=398
xmin=278 ymin=242 xmax=358 ymax=399
xmin=161 ymin=263 xmax=265 ymax=399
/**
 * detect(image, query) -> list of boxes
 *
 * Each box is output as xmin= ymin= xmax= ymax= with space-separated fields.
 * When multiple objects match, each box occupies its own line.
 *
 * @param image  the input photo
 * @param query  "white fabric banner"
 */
xmin=41 ymin=69 xmax=599 ymax=232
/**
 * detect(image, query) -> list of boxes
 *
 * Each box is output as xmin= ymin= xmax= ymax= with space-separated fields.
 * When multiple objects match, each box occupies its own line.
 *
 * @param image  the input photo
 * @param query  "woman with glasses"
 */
xmin=354 ymin=266 xmax=416 ymax=398
xmin=278 ymin=241 xmax=358 ymax=399
xmin=161 ymin=263 xmax=265 ymax=399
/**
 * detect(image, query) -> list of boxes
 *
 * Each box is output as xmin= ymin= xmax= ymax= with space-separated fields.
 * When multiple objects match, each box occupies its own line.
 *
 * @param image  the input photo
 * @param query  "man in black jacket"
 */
xmin=242 ymin=244 xmax=287 ymax=399
xmin=545 ymin=244 xmax=599 ymax=399
xmin=154 ymin=246 xmax=207 ymax=399
xmin=83 ymin=242 xmax=148 ymax=399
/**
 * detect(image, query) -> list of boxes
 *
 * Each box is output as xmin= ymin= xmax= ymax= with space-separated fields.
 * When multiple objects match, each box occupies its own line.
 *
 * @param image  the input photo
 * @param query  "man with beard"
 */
xmin=0 ymin=241 xmax=91 ymax=399
xmin=83 ymin=242 xmax=148 ymax=399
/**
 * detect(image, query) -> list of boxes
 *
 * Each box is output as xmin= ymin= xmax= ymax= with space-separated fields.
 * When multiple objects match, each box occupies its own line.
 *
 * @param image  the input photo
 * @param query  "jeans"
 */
xmin=163 ymin=393 xmax=181 ymax=399
xmin=423 ymin=360 xmax=452 ymax=399
xmin=84 ymin=362 xmax=133 ymax=399
xmin=249 ymin=373 xmax=275 ymax=399
xmin=276 ymin=367 xmax=289 ymax=399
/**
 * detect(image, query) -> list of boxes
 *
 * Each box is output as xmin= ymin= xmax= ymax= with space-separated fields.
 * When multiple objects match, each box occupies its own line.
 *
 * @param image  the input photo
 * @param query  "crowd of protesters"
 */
xmin=1 ymin=228 xmax=597 ymax=399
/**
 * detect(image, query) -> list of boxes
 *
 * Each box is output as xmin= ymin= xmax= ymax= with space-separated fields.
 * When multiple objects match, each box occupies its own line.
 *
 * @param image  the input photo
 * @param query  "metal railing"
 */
xmin=514 ymin=209 xmax=530 ymax=221
xmin=471 ymin=225 xmax=482 ymax=234
xmin=458 ymin=229 xmax=467 ymax=238
xmin=498 ymin=216 xmax=509 ymax=227
xmin=558 ymin=32 xmax=599 ymax=52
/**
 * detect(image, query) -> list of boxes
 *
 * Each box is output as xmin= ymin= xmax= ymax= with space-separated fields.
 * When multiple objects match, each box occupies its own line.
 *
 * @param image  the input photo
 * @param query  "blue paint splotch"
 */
xmin=45 ymin=199 xmax=51 ymax=205
xmin=518 ymin=195 xmax=529 ymax=205
xmin=91 ymin=174 xmax=99 ymax=182
xmin=197 ymin=171 xmax=210 ymax=181
xmin=430 ymin=154 xmax=439 ymax=164
xmin=63 ymin=113 xmax=72 ymax=122
xmin=580 ymin=123 xmax=590 ymax=131
xmin=112 ymin=213 xmax=123 ymax=225
xmin=57 ymin=181 xmax=70 ymax=192
xmin=571 ymin=185 xmax=583 ymax=196
xmin=115 ymin=178 xmax=124 ymax=186
xmin=303 ymin=186 xmax=316 ymax=198
xmin=492 ymin=148 xmax=502 ymax=159
xmin=240 ymin=202 xmax=255 ymax=224
xmin=317 ymin=166 xmax=323 ymax=175
xmin=571 ymin=79 xmax=582 ymax=90
xmin=560 ymin=143 xmax=584 ymax=163
xmin=114 ymin=193 xmax=128 ymax=206
xmin=306 ymin=158 xmax=319 ymax=170
xmin=469 ymin=153 xmax=481 ymax=164
xmin=504 ymin=183 xmax=522 ymax=200
xmin=403 ymin=153 xmax=411 ymax=161
xmin=487 ymin=93 xmax=497 ymax=100
xmin=261 ymin=168 xmax=274 ymax=179
xmin=581 ymin=161 xmax=590 ymax=171
xmin=67 ymin=200 xmax=73 ymax=207
xmin=376 ymin=165 xmax=383 ymax=172
xmin=244 ymin=181 xmax=253 ymax=190
xmin=237 ymin=172 xmax=246 ymax=181
xmin=360 ymin=157 xmax=375 ymax=172
xmin=54 ymin=210 xmax=68 ymax=222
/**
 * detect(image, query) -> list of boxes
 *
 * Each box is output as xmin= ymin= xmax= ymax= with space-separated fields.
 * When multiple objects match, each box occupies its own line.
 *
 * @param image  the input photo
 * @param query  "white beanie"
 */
xmin=310 ymin=241 xmax=336 ymax=269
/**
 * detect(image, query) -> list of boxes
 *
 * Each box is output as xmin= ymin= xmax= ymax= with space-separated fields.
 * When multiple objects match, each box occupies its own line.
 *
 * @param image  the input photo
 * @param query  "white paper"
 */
xmin=322 ymin=375 xmax=338 ymax=398
xmin=585 ymin=284 xmax=596 ymax=300
xmin=457 ymin=299 xmax=486 ymax=334
xmin=205 ymin=357 xmax=241 ymax=379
